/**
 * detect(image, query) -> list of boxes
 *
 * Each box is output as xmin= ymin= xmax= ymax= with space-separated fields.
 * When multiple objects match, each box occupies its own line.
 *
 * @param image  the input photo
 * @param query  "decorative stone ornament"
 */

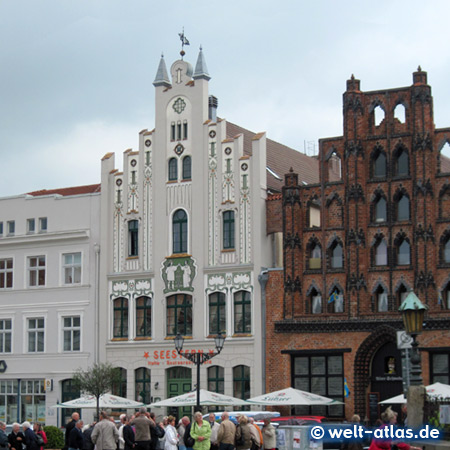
xmin=173 ymin=97 xmax=187 ymax=114
xmin=145 ymin=139 xmax=152 ymax=147
xmin=161 ymin=256 xmax=197 ymax=294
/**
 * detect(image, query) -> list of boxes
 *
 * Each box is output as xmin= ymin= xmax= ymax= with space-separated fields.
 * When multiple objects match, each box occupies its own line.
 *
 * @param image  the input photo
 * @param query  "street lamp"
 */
xmin=399 ymin=291 xmax=428 ymax=385
xmin=174 ymin=332 xmax=226 ymax=412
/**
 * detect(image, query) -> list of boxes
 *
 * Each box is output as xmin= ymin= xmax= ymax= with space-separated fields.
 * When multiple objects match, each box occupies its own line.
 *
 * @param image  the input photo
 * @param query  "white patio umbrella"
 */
xmin=148 ymin=389 xmax=250 ymax=407
xmin=53 ymin=393 xmax=144 ymax=409
xmin=247 ymin=387 xmax=343 ymax=406
xmin=380 ymin=382 xmax=450 ymax=404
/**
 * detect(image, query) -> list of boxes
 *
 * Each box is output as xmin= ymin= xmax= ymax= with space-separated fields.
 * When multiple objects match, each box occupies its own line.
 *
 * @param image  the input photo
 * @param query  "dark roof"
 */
xmin=442 ymin=155 xmax=450 ymax=173
xmin=26 ymin=184 xmax=101 ymax=197
xmin=226 ymin=121 xmax=319 ymax=192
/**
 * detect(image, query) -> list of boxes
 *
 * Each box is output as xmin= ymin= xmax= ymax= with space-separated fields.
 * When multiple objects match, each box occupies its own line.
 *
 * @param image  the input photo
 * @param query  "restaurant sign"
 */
xmin=143 ymin=349 xmax=216 ymax=366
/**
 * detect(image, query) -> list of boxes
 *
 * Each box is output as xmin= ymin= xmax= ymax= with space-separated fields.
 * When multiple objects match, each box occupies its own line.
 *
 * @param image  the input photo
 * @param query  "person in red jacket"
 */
xmin=368 ymin=407 xmax=421 ymax=450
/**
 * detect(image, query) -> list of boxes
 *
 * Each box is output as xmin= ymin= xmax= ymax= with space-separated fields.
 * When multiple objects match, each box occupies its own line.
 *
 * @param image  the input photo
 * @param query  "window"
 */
xmin=173 ymin=209 xmax=188 ymax=254
xmin=445 ymin=238 xmax=450 ymax=264
xmin=0 ymin=259 xmax=13 ymax=289
xmin=128 ymin=220 xmax=139 ymax=257
xmin=330 ymin=242 xmax=343 ymax=269
xmin=39 ymin=217 xmax=47 ymax=232
xmin=328 ymin=152 xmax=342 ymax=181
xmin=374 ymin=197 xmax=387 ymax=222
xmin=396 ymin=149 xmax=409 ymax=176
xmin=431 ymin=353 xmax=450 ymax=384
xmin=62 ymin=316 xmax=81 ymax=351
xmin=309 ymin=204 xmax=321 ymax=228
xmin=168 ymin=158 xmax=178 ymax=181
xmin=177 ymin=122 xmax=182 ymax=140
xmin=309 ymin=243 xmax=322 ymax=269
xmin=375 ymin=240 xmax=388 ymax=266
xmin=136 ymin=296 xmax=152 ymax=337
xmin=0 ymin=222 xmax=3 ymax=236
xmin=208 ymin=366 xmax=224 ymax=394
xmin=20 ymin=380 xmax=45 ymax=424
xmin=394 ymin=104 xmax=406 ymax=124
xmin=234 ymin=291 xmax=251 ymax=334
xmin=112 ymin=368 xmax=127 ymax=398
xmin=135 ymin=368 xmax=151 ymax=404
xmin=63 ymin=253 xmax=81 ymax=284
xmin=223 ymin=211 xmax=235 ymax=250
xmin=293 ymin=354 xmax=344 ymax=417
xmin=28 ymin=318 xmax=44 ymax=352
xmin=0 ymin=319 xmax=12 ymax=353
xmin=328 ymin=289 xmax=344 ymax=313
xmin=27 ymin=219 xmax=35 ymax=233
xmin=310 ymin=290 xmax=322 ymax=314
xmin=233 ymin=365 xmax=250 ymax=402
xmin=397 ymin=285 xmax=408 ymax=307
xmin=376 ymin=287 xmax=389 ymax=312
xmin=113 ymin=297 xmax=128 ymax=338
xmin=171 ymin=122 xmax=176 ymax=141
xmin=374 ymin=105 xmax=385 ymax=127
xmin=28 ymin=256 xmax=45 ymax=287
xmin=183 ymin=120 xmax=188 ymax=140
xmin=397 ymin=240 xmax=411 ymax=265
xmin=209 ymin=292 xmax=226 ymax=335
xmin=7 ymin=221 xmax=15 ymax=236
xmin=397 ymin=195 xmax=410 ymax=221
xmin=373 ymin=152 xmax=387 ymax=178
xmin=182 ymin=156 xmax=192 ymax=180
xmin=167 ymin=294 xmax=192 ymax=336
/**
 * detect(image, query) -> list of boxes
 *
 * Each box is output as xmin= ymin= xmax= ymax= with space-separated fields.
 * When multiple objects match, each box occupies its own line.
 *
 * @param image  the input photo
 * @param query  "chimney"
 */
xmin=208 ymin=95 xmax=218 ymax=122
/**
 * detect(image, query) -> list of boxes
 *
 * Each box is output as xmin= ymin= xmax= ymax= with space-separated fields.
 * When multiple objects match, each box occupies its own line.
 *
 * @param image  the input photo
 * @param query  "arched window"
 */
xmin=397 ymin=240 xmax=411 ymax=265
xmin=223 ymin=211 xmax=235 ymax=250
xmin=168 ymin=158 xmax=178 ymax=181
xmin=375 ymin=286 xmax=389 ymax=312
xmin=328 ymin=288 xmax=344 ymax=313
xmin=397 ymin=194 xmax=410 ymax=221
xmin=439 ymin=142 xmax=450 ymax=174
xmin=310 ymin=288 xmax=322 ymax=314
xmin=209 ymin=292 xmax=226 ymax=335
xmin=135 ymin=368 xmax=151 ymax=404
xmin=208 ymin=366 xmax=224 ymax=394
xmin=444 ymin=236 xmax=450 ymax=264
xmin=308 ymin=203 xmax=321 ymax=228
xmin=395 ymin=149 xmax=409 ymax=176
xmin=442 ymin=282 xmax=450 ymax=309
xmin=309 ymin=243 xmax=322 ymax=269
xmin=173 ymin=209 xmax=188 ymax=254
xmin=397 ymin=284 xmax=408 ymax=307
xmin=136 ymin=296 xmax=152 ymax=337
xmin=166 ymin=294 xmax=192 ymax=336
xmin=112 ymin=368 xmax=127 ymax=398
xmin=61 ymin=379 xmax=80 ymax=426
xmin=394 ymin=104 xmax=406 ymax=124
xmin=373 ymin=196 xmax=387 ymax=223
xmin=374 ymin=240 xmax=388 ymax=266
xmin=182 ymin=156 xmax=191 ymax=180
xmin=373 ymin=152 xmax=387 ymax=178
xmin=374 ymin=105 xmax=385 ymax=127
xmin=128 ymin=220 xmax=139 ymax=257
xmin=234 ymin=291 xmax=251 ymax=334
xmin=330 ymin=241 xmax=343 ymax=269
xmin=328 ymin=152 xmax=342 ymax=181
xmin=113 ymin=297 xmax=128 ymax=338
xmin=233 ymin=365 xmax=250 ymax=402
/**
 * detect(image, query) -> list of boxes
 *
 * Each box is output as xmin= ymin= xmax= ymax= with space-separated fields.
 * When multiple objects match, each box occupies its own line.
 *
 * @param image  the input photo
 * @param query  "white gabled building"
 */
xmin=98 ymin=48 xmax=319 ymax=417
xmin=0 ymin=185 xmax=101 ymax=426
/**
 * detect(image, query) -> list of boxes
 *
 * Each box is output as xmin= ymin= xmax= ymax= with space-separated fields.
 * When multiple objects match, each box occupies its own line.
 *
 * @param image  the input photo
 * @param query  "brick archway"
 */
xmin=354 ymin=325 xmax=397 ymax=419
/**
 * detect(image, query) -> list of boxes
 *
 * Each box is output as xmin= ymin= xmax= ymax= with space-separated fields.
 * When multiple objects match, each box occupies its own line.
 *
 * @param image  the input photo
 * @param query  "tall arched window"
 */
xmin=330 ymin=241 xmax=343 ymax=269
xmin=374 ymin=240 xmax=388 ymax=266
xmin=396 ymin=284 xmax=408 ymax=308
xmin=310 ymin=288 xmax=322 ymax=314
xmin=208 ymin=366 xmax=224 ymax=394
xmin=112 ymin=368 xmax=127 ymax=398
xmin=397 ymin=194 xmax=410 ymax=221
xmin=182 ymin=156 xmax=191 ymax=180
xmin=223 ymin=211 xmax=235 ymax=250
xmin=167 ymin=294 xmax=192 ymax=336
xmin=135 ymin=368 xmax=151 ymax=404
xmin=395 ymin=149 xmax=409 ymax=176
xmin=168 ymin=158 xmax=178 ymax=181
xmin=128 ymin=220 xmax=139 ymax=257
xmin=328 ymin=288 xmax=344 ymax=313
xmin=397 ymin=240 xmax=411 ymax=266
xmin=173 ymin=209 xmax=188 ymax=254
xmin=113 ymin=297 xmax=128 ymax=338
xmin=309 ymin=243 xmax=322 ymax=269
xmin=136 ymin=296 xmax=152 ymax=337
xmin=374 ymin=197 xmax=387 ymax=222
xmin=445 ymin=237 xmax=450 ymax=264
xmin=373 ymin=152 xmax=387 ymax=178
xmin=209 ymin=292 xmax=226 ymax=335
xmin=234 ymin=291 xmax=251 ymax=334
xmin=375 ymin=286 xmax=388 ymax=312
xmin=233 ymin=365 xmax=250 ymax=402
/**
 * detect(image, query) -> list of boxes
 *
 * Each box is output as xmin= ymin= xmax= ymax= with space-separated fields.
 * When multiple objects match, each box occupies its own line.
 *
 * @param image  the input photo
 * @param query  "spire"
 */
xmin=193 ymin=46 xmax=211 ymax=81
xmin=153 ymin=53 xmax=171 ymax=87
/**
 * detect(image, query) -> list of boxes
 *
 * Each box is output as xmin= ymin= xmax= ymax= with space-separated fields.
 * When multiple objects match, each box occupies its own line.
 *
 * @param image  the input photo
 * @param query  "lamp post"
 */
xmin=399 ymin=290 xmax=428 ymax=427
xmin=174 ymin=332 xmax=226 ymax=412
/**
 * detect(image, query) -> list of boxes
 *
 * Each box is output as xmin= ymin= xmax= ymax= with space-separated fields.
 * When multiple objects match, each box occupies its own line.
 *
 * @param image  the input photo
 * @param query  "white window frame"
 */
xmin=25 ymin=316 xmax=45 ymax=353
xmin=39 ymin=217 xmax=48 ymax=233
xmin=169 ymin=207 xmax=190 ymax=255
xmin=0 ymin=318 xmax=12 ymax=353
xmin=27 ymin=255 xmax=46 ymax=288
xmin=0 ymin=222 xmax=3 ymax=236
xmin=7 ymin=221 xmax=15 ymax=236
xmin=61 ymin=252 xmax=82 ymax=285
xmin=27 ymin=218 xmax=35 ymax=234
xmin=60 ymin=314 xmax=82 ymax=352
xmin=0 ymin=257 xmax=13 ymax=289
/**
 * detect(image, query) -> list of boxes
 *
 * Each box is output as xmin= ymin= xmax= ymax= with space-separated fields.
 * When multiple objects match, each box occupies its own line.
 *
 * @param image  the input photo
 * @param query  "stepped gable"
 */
xmin=226 ymin=121 xmax=319 ymax=192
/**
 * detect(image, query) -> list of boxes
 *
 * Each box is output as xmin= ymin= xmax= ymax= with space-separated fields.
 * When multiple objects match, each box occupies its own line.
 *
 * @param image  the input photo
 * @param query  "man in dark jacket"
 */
xmin=0 ymin=422 xmax=8 ymax=450
xmin=65 ymin=413 xmax=80 ymax=450
xmin=22 ymin=422 xmax=38 ymax=450
xmin=122 ymin=416 xmax=135 ymax=450
xmin=69 ymin=420 xmax=84 ymax=450
xmin=149 ymin=413 xmax=164 ymax=450
xmin=8 ymin=423 xmax=25 ymax=450
xmin=82 ymin=423 xmax=96 ymax=450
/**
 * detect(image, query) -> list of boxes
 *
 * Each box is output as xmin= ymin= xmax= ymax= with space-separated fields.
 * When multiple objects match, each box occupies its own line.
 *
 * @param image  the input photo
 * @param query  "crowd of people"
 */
xmin=0 ymin=421 xmax=47 ymax=450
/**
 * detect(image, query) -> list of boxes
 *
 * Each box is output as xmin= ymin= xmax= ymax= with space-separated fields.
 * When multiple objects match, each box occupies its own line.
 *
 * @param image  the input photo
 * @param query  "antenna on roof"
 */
xmin=178 ymin=27 xmax=190 ymax=59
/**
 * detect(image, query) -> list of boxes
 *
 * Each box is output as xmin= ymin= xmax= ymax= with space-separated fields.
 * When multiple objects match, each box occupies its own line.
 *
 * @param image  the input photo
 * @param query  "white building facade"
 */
xmin=0 ymin=186 xmax=100 ymax=426
xmin=98 ymin=50 xmax=274 ymax=415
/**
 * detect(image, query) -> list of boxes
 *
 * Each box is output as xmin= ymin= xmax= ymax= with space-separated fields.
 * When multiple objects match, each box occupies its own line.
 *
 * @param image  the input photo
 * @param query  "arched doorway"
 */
xmin=166 ymin=366 xmax=191 ymax=420
xmin=61 ymin=379 xmax=80 ymax=426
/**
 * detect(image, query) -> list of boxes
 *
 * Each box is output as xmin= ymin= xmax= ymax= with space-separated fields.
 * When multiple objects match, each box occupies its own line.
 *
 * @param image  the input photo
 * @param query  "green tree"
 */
xmin=72 ymin=362 xmax=122 ymax=420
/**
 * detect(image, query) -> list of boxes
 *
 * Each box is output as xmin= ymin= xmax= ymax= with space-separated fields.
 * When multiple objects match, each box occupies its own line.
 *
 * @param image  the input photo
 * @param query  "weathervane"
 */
xmin=178 ymin=27 xmax=190 ymax=59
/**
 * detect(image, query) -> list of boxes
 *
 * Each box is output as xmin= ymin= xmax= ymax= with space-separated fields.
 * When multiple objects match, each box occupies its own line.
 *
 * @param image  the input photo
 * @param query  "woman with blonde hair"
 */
xmin=190 ymin=411 xmax=211 ymax=450
xmin=235 ymin=416 xmax=252 ymax=450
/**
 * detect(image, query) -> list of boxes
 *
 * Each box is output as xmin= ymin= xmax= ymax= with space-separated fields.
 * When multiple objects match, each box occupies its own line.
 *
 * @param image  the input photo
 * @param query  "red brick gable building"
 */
xmin=265 ymin=69 xmax=450 ymax=422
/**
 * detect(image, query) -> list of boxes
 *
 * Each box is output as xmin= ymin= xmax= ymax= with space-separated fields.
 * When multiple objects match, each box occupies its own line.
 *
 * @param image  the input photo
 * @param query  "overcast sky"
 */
xmin=1 ymin=0 xmax=450 ymax=196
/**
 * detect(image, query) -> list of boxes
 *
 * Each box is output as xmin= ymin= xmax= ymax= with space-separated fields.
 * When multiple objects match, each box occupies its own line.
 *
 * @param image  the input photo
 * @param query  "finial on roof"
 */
xmin=351 ymin=74 xmax=355 ymax=80
xmin=153 ymin=53 xmax=171 ymax=88
xmin=289 ymin=167 xmax=294 ymax=173
xmin=193 ymin=46 xmax=211 ymax=81
xmin=179 ymin=27 xmax=190 ymax=60
xmin=418 ymin=65 xmax=422 ymax=72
